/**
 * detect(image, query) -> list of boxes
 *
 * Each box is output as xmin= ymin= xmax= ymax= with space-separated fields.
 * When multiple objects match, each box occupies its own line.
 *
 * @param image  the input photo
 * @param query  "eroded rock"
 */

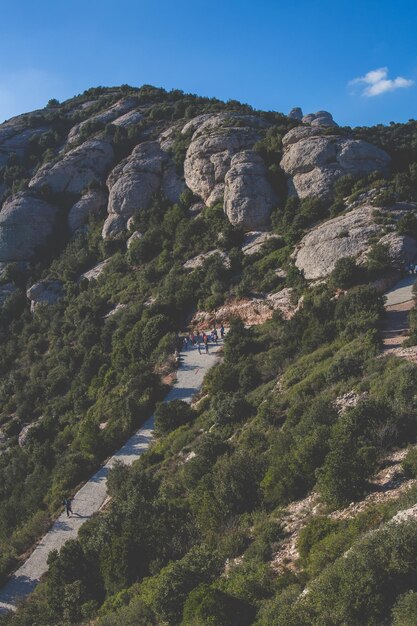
xmin=103 ymin=141 xmax=184 ymax=239
xmin=224 ymin=150 xmax=278 ymax=231
xmin=0 ymin=192 xmax=59 ymax=261
xmin=183 ymin=250 xmax=231 ymax=270
xmin=67 ymin=97 xmax=138 ymax=144
xmin=280 ymin=126 xmax=390 ymax=201
xmin=80 ymin=258 xmax=112 ymax=281
xmin=68 ymin=190 xmax=108 ymax=233
xmin=241 ymin=231 xmax=281 ymax=255
xmin=29 ymin=139 xmax=114 ymax=196
xmin=302 ymin=110 xmax=338 ymax=127
xmin=27 ymin=279 xmax=64 ymax=312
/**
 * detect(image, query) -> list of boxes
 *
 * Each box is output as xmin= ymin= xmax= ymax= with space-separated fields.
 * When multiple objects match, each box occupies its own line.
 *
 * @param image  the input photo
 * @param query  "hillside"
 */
xmin=0 ymin=85 xmax=417 ymax=625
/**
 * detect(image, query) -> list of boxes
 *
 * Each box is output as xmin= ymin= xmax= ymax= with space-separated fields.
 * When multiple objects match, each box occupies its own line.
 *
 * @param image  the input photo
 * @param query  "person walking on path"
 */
xmin=63 ymin=498 xmax=73 ymax=517
xmin=183 ymin=337 xmax=188 ymax=351
xmin=220 ymin=322 xmax=225 ymax=339
xmin=204 ymin=334 xmax=209 ymax=354
xmin=212 ymin=327 xmax=218 ymax=344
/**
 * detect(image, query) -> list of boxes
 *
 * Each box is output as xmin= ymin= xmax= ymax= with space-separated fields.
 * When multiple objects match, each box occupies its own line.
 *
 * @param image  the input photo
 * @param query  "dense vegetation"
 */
xmin=1 ymin=86 xmax=417 ymax=625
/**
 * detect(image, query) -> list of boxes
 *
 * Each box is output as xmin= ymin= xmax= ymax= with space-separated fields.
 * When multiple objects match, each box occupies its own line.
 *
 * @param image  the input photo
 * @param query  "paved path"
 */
xmin=0 ymin=339 xmax=222 ymax=613
xmin=383 ymin=275 xmax=417 ymax=351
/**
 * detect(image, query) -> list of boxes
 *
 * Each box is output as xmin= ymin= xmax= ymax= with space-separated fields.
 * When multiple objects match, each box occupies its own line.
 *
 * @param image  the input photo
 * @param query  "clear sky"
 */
xmin=0 ymin=0 xmax=416 ymax=127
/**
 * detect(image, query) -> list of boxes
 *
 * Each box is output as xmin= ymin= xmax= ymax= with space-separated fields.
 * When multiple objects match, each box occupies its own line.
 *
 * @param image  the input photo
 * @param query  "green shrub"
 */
xmin=403 ymin=447 xmax=417 ymax=478
xmin=154 ymin=400 xmax=195 ymax=434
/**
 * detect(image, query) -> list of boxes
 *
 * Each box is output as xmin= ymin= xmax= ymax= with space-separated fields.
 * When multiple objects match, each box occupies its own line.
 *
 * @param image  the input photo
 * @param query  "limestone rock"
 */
xmin=67 ymin=97 xmax=138 ymax=144
xmin=302 ymin=110 xmax=338 ymax=127
xmin=183 ymin=249 xmax=231 ymax=270
xmin=68 ymin=190 xmax=108 ymax=233
xmin=27 ymin=279 xmax=64 ymax=312
xmin=0 ymin=192 xmax=59 ymax=262
xmin=127 ymin=230 xmax=143 ymax=249
xmin=281 ymin=126 xmax=390 ymax=201
xmin=241 ymin=231 xmax=281 ymax=255
xmin=80 ymin=258 xmax=112 ymax=281
xmin=110 ymin=110 xmax=143 ymax=128
xmin=103 ymin=141 xmax=184 ymax=239
xmin=224 ymin=150 xmax=278 ymax=230
xmin=18 ymin=422 xmax=38 ymax=447
xmin=192 ymin=287 xmax=297 ymax=327
xmin=293 ymin=205 xmax=416 ymax=280
xmin=288 ymin=107 xmax=303 ymax=121
xmin=184 ymin=113 xmax=268 ymax=207
xmin=29 ymin=139 xmax=114 ymax=196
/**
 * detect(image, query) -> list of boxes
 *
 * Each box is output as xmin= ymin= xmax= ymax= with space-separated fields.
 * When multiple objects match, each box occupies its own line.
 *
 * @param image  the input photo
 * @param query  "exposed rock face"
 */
xmin=29 ymin=139 xmax=114 ymax=196
xmin=241 ymin=231 xmax=281 ymax=255
xmin=294 ymin=205 xmax=417 ymax=280
xmin=224 ymin=151 xmax=278 ymax=230
xmin=111 ymin=110 xmax=143 ymax=128
xmin=288 ymin=107 xmax=303 ymax=121
xmin=0 ymin=192 xmax=59 ymax=261
xmin=127 ymin=230 xmax=143 ymax=249
xmin=183 ymin=249 xmax=231 ymax=270
xmin=280 ymin=126 xmax=390 ymax=201
xmin=102 ymin=141 xmax=184 ymax=239
xmin=80 ymin=258 xmax=112 ymax=281
xmin=184 ymin=114 xmax=268 ymax=207
xmin=68 ymin=190 xmax=108 ymax=233
xmin=67 ymin=97 xmax=138 ymax=144
xmin=27 ymin=279 xmax=64 ymax=312
xmin=302 ymin=110 xmax=338 ymax=127
xmin=192 ymin=288 xmax=297 ymax=327
xmin=18 ymin=422 xmax=38 ymax=447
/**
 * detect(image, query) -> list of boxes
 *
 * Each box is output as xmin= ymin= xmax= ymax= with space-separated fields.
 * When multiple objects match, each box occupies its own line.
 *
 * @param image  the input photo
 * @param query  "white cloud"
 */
xmin=349 ymin=67 xmax=414 ymax=97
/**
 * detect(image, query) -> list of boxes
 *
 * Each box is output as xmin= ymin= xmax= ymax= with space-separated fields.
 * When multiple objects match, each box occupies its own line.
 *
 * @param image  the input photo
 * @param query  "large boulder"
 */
xmin=288 ymin=107 xmax=303 ymax=121
xmin=102 ymin=141 xmax=184 ymax=239
xmin=27 ymin=279 xmax=64 ymax=312
xmin=29 ymin=139 xmax=114 ymax=196
xmin=68 ymin=190 xmax=108 ymax=233
xmin=302 ymin=110 xmax=338 ymax=127
xmin=294 ymin=205 xmax=417 ymax=280
xmin=183 ymin=113 xmax=268 ymax=207
xmin=0 ymin=192 xmax=59 ymax=261
xmin=280 ymin=126 xmax=390 ymax=201
xmin=224 ymin=150 xmax=278 ymax=230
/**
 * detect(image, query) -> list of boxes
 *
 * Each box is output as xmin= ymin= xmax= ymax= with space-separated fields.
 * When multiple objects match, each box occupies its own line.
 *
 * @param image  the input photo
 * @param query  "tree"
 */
xmin=154 ymin=400 xmax=194 ymax=434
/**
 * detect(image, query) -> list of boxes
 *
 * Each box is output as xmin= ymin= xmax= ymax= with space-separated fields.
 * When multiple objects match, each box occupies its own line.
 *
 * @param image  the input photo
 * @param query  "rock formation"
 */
xmin=293 ymin=204 xmax=417 ymax=280
xmin=102 ymin=141 xmax=184 ymax=239
xmin=29 ymin=139 xmax=114 ymax=196
xmin=280 ymin=126 xmax=390 ymax=201
xmin=66 ymin=97 xmax=138 ymax=144
xmin=288 ymin=107 xmax=303 ymax=121
xmin=27 ymin=279 xmax=64 ymax=312
xmin=302 ymin=110 xmax=338 ymax=127
xmin=224 ymin=151 xmax=278 ymax=230
xmin=0 ymin=192 xmax=59 ymax=261
xmin=68 ymin=190 xmax=108 ymax=233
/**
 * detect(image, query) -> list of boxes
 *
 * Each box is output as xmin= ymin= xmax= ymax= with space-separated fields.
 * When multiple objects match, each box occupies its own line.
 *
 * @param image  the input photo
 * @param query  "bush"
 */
xmin=329 ymin=257 xmax=364 ymax=289
xmin=154 ymin=400 xmax=195 ymax=434
xmin=403 ymin=447 xmax=417 ymax=478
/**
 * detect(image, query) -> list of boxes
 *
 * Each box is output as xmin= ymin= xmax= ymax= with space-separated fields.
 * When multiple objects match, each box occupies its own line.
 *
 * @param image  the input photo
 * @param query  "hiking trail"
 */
xmin=382 ymin=275 xmax=417 ymax=353
xmin=0 ymin=339 xmax=222 ymax=613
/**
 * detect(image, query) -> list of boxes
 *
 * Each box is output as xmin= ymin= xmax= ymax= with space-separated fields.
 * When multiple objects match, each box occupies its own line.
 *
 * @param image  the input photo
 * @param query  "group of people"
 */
xmin=182 ymin=323 xmax=225 ymax=355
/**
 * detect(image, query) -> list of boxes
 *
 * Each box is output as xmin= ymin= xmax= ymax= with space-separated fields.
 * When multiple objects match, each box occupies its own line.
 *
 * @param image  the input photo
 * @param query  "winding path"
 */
xmin=0 ymin=339 xmax=222 ymax=613
xmin=383 ymin=275 xmax=417 ymax=351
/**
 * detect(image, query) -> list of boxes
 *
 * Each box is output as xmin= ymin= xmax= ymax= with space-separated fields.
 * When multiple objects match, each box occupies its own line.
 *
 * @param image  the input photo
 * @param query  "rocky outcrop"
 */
xmin=102 ymin=141 xmax=184 ymax=239
xmin=280 ymin=126 xmax=390 ymax=201
xmin=241 ymin=231 xmax=281 ymax=255
xmin=224 ymin=150 xmax=278 ymax=230
xmin=288 ymin=107 xmax=303 ymax=121
xmin=127 ymin=230 xmax=143 ymax=249
xmin=294 ymin=205 xmax=417 ymax=280
xmin=80 ymin=258 xmax=112 ymax=281
xmin=302 ymin=110 xmax=338 ymax=127
xmin=184 ymin=113 xmax=268 ymax=207
xmin=29 ymin=139 xmax=114 ymax=196
xmin=0 ymin=192 xmax=59 ymax=261
xmin=66 ymin=97 xmax=138 ymax=144
xmin=192 ymin=288 xmax=297 ymax=327
xmin=27 ymin=280 xmax=64 ymax=312
xmin=68 ymin=190 xmax=108 ymax=233
xmin=183 ymin=249 xmax=231 ymax=270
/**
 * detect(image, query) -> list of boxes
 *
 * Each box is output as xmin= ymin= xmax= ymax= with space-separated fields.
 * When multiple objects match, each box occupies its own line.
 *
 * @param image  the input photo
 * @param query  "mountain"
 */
xmin=1 ymin=85 xmax=417 ymax=625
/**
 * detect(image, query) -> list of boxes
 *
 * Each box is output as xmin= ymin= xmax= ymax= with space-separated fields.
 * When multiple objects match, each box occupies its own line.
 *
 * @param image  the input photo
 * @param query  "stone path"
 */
xmin=382 ymin=275 xmax=417 ymax=351
xmin=0 ymin=339 xmax=223 ymax=613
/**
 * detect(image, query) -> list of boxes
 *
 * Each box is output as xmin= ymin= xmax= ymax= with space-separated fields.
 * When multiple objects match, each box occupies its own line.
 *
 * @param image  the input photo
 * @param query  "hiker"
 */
xmin=204 ymin=334 xmax=209 ymax=353
xmin=190 ymin=332 xmax=195 ymax=345
xmin=220 ymin=323 xmax=225 ymax=338
xmin=183 ymin=337 xmax=188 ymax=351
xmin=174 ymin=349 xmax=180 ymax=366
xmin=196 ymin=332 xmax=202 ymax=347
xmin=198 ymin=342 xmax=202 ymax=354
xmin=212 ymin=327 xmax=218 ymax=343
xmin=63 ymin=497 xmax=73 ymax=517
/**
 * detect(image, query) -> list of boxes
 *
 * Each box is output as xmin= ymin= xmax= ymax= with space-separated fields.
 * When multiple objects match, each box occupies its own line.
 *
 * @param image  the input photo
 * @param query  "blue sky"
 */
xmin=0 ymin=0 xmax=416 ymax=127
